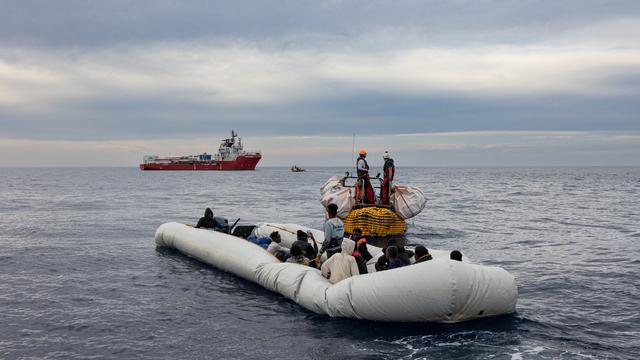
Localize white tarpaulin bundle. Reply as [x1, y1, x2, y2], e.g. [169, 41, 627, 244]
[156, 222, 517, 323]
[319, 176, 354, 218]
[320, 176, 342, 197]
[320, 187, 354, 219]
[390, 186, 428, 219]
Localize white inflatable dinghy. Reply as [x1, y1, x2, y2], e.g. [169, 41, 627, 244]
[155, 222, 517, 323]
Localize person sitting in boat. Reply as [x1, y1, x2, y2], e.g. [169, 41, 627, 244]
[355, 149, 375, 204]
[314, 203, 344, 261]
[380, 151, 395, 205]
[450, 250, 463, 261]
[320, 238, 359, 284]
[388, 239, 412, 266]
[350, 229, 371, 274]
[286, 244, 310, 265]
[293, 230, 317, 259]
[387, 246, 404, 269]
[267, 231, 289, 260]
[375, 254, 389, 272]
[414, 245, 433, 263]
[195, 208, 216, 229]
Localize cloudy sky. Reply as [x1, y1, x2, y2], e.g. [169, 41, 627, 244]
[1, 0, 639, 166]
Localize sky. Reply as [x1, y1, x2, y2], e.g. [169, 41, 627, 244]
[1, 0, 639, 166]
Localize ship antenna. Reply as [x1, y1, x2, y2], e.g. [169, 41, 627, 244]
[351, 133, 355, 170]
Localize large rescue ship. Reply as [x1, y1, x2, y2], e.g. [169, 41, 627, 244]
[140, 131, 261, 171]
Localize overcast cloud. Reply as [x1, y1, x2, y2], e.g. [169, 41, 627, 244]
[1, 1, 639, 165]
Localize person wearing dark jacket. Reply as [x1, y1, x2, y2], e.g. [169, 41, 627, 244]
[388, 239, 412, 266]
[292, 230, 317, 259]
[195, 208, 215, 229]
[351, 242, 368, 275]
[414, 245, 433, 263]
[375, 254, 389, 272]
[387, 246, 404, 269]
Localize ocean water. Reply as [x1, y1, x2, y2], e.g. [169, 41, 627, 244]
[1, 167, 638, 359]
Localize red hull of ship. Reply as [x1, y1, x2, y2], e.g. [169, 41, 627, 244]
[140, 154, 261, 171]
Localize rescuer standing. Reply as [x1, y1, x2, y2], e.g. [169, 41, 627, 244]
[355, 149, 375, 204]
[380, 151, 395, 205]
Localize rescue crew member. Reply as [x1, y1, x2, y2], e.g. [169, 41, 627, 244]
[315, 203, 345, 260]
[355, 149, 375, 204]
[380, 151, 395, 205]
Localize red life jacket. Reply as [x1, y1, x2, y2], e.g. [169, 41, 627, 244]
[383, 158, 395, 181]
[357, 156, 369, 178]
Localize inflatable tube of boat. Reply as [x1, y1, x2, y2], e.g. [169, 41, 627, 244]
[155, 222, 517, 323]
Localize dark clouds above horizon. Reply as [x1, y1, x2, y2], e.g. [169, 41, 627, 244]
[2, 0, 638, 48]
[1, 0, 639, 165]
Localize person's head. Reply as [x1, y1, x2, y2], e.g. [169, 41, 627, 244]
[270, 231, 281, 243]
[352, 228, 362, 238]
[204, 207, 213, 218]
[375, 255, 388, 271]
[274, 250, 285, 262]
[327, 203, 339, 218]
[383, 151, 391, 160]
[450, 250, 462, 261]
[296, 230, 308, 241]
[290, 244, 302, 257]
[359, 149, 367, 157]
[386, 246, 398, 260]
[341, 238, 355, 255]
[414, 245, 429, 259]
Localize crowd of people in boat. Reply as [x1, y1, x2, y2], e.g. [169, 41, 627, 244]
[195, 204, 464, 284]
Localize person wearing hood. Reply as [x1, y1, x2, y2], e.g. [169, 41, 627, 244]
[195, 208, 215, 229]
[320, 239, 359, 284]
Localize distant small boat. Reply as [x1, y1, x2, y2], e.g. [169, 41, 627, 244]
[291, 166, 306, 172]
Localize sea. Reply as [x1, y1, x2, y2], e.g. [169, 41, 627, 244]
[1, 167, 638, 359]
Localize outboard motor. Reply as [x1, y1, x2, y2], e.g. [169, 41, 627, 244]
[212, 217, 230, 233]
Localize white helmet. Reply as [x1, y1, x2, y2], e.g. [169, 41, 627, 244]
[382, 151, 391, 159]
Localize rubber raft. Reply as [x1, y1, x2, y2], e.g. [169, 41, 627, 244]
[155, 222, 518, 323]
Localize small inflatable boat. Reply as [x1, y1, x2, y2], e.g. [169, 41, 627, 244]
[155, 222, 517, 323]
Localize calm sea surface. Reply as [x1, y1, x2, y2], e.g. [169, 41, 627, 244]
[1, 167, 638, 359]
